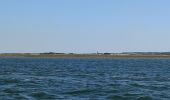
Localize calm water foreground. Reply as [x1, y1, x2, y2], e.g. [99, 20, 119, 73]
[0, 58, 170, 100]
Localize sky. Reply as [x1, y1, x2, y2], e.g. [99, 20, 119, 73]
[0, 0, 170, 53]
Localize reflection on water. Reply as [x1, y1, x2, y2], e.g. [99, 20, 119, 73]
[0, 58, 170, 99]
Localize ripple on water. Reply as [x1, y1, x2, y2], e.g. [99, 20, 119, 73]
[136, 96, 153, 100]
[123, 93, 140, 97]
[107, 95, 126, 100]
[30, 91, 56, 99]
[130, 82, 169, 92]
[3, 88, 21, 94]
[1, 78, 20, 84]
[63, 89, 96, 96]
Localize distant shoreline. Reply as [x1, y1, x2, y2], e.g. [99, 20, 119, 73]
[1, 53, 170, 58]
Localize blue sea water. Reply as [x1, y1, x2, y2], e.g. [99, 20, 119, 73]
[0, 57, 170, 100]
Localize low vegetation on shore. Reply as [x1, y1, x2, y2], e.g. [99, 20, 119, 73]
[1, 52, 170, 58]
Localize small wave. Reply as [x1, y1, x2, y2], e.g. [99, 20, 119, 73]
[136, 96, 153, 100]
[3, 88, 22, 94]
[107, 95, 126, 100]
[1, 78, 20, 84]
[63, 89, 96, 96]
[30, 91, 56, 99]
[111, 75, 150, 81]
[123, 93, 140, 97]
[130, 83, 146, 87]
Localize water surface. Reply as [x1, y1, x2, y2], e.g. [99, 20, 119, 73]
[0, 57, 170, 100]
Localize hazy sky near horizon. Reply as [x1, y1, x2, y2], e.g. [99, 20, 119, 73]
[0, 0, 170, 53]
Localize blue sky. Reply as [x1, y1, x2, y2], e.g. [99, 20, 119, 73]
[0, 0, 170, 53]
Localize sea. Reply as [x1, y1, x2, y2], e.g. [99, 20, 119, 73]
[0, 57, 170, 100]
